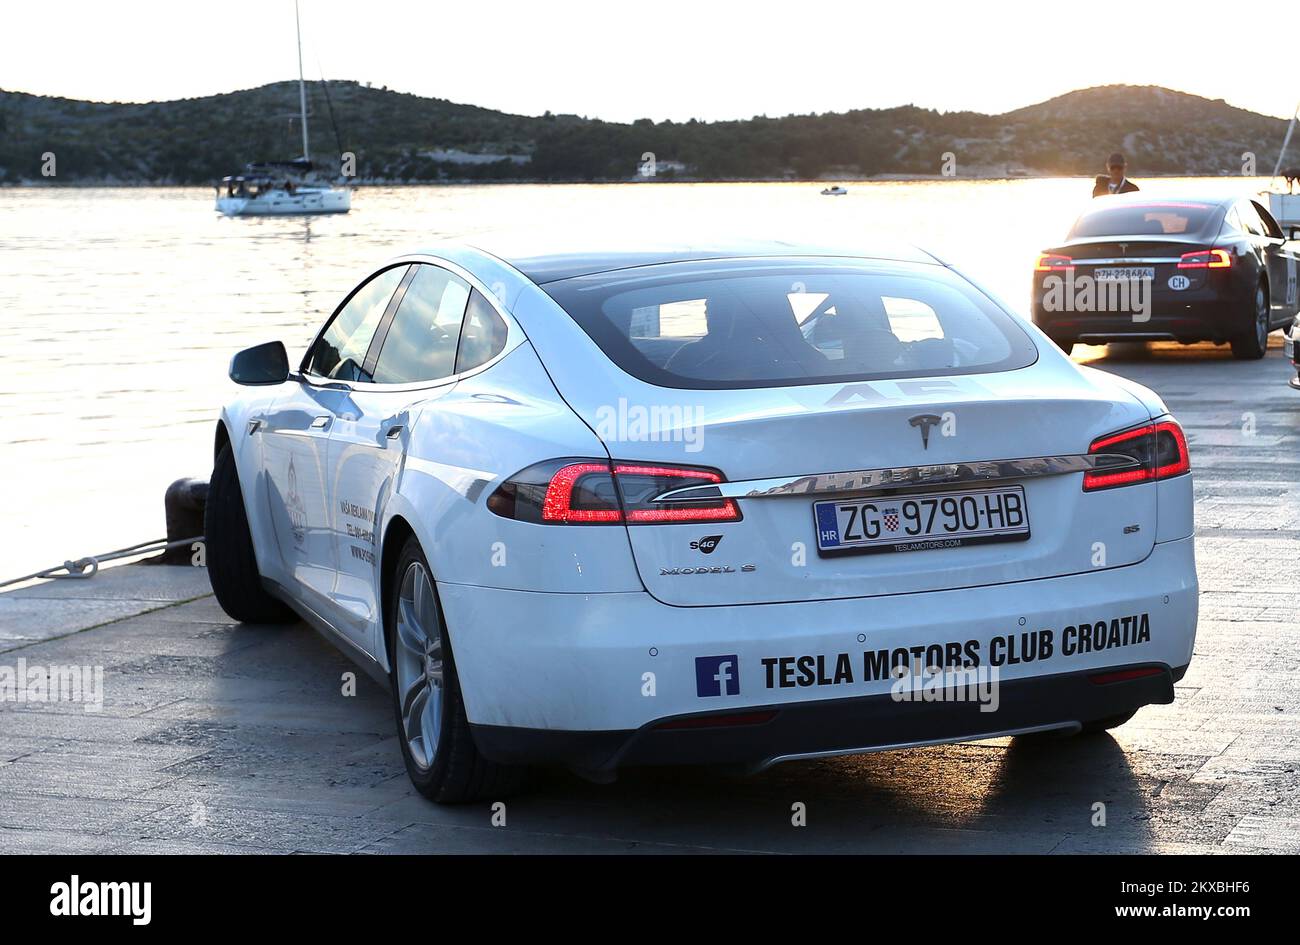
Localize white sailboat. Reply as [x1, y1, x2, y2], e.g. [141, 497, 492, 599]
[215, 1, 351, 217]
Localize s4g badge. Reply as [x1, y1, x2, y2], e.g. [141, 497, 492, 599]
[690, 535, 723, 554]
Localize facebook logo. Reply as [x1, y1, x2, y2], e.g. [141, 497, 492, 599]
[695, 655, 740, 697]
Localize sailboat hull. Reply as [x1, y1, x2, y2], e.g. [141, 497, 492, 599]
[216, 188, 351, 217]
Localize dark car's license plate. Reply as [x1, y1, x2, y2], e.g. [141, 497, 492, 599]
[813, 485, 1030, 555]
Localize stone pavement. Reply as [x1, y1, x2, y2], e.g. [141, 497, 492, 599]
[1, 340, 1296, 854]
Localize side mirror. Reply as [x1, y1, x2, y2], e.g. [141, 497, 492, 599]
[229, 341, 289, 386]
[1289, 226, 1300, 242]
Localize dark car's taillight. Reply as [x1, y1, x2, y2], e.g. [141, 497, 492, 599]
[1177, 248, 1231, 269]
[1034, 253, 1074, 271]
[488, 459, 741, 524]
[1083, 419, 1190, 491]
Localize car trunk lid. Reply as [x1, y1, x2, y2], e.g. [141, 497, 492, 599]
[567, 365, 1157, 606]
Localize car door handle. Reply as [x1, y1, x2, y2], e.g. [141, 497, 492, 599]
[310, 415, 332, 430]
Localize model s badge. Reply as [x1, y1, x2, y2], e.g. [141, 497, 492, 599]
[909, 413, 943, 450]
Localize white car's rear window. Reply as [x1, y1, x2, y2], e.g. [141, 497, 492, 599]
[542, 259, 1036, 389]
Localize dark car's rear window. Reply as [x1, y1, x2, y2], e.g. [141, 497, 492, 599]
[1069, 201, 1220, 238]
[541, 258, 1037, 390]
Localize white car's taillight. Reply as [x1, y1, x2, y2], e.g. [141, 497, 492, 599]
[488, 459, 742, 524]
[1083, 418, 1190, 491]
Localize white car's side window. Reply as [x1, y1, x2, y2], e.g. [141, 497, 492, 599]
[371, 265, 471, 385]
[304, 265, 408, 382]
[368, 264, 510, 385]
[455, 289, 509, 374]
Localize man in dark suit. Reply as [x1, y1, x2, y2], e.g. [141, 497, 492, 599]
[1092, 152, 1140, 198]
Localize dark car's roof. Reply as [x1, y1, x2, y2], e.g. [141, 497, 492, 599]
[465, 232, 939, 284]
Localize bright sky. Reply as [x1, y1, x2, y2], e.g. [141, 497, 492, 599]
[3, 0, 1297, 122]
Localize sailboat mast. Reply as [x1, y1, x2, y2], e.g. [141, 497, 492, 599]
[1272, 101, 1299, 179]
[296, 0, 309, 163]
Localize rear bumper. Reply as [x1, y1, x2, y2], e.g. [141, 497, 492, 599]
[1033, 295, 1239, 342]
[438, 536, 1197, 773]
[472, 663, 1184, 772]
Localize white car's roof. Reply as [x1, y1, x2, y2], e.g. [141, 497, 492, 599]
[419, 230, 940, 285]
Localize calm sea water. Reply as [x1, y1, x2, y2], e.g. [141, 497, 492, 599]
[0, 177, 1271, 579]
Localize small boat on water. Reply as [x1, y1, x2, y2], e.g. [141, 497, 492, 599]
[217, 161, 350, 216]
[215, 1, 350, 217]
[820, 185, 848, 196]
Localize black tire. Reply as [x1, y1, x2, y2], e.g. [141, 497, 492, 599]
[387, 536, 524, 803]
[206, 442, 296, 624]
[1230, 282, 1270, 360]
[1079, 710, 1136, 735]
[1045, 332, 1077, 355]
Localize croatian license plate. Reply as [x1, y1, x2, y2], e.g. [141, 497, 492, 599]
[1096, 267, 1154, 281]
[813, 486, 1030, 555]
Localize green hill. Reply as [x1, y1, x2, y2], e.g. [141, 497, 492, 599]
[0, 81, 1289, 184]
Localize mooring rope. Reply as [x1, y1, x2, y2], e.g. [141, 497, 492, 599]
[0, 536, 204, 590]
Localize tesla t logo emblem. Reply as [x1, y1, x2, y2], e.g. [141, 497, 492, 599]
[1118, 243, 1128, 255]
[909, 414, 943, 450]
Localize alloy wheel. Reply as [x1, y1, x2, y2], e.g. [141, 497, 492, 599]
[1255, 286, 1269, 350]
[394, 561, 444, 771]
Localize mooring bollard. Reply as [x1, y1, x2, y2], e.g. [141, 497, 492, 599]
[160, 477, 209, 564]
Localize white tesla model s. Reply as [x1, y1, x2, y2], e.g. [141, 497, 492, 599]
[207, 235, 1198, 802]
